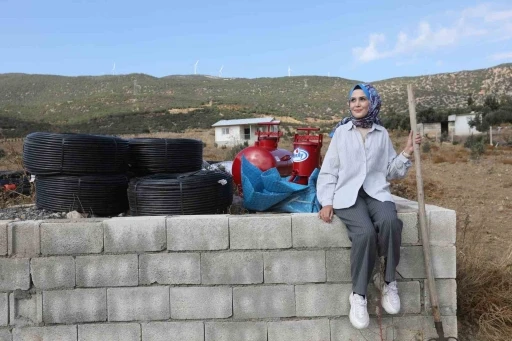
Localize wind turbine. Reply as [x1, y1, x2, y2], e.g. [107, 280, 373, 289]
[112, 62, 116, 75]
[218, 65, 224, 77]
[194, 60, 199, 75]
[288, 66, 292, 77]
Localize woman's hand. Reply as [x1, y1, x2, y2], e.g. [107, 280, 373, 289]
[404, 130, 422, 155]
[318, 205, 334, 223]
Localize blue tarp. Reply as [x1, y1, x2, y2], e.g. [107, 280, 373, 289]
[241, 156, 321, 213]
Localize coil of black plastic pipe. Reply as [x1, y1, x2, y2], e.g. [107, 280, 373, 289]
[23, 132, 129, 175]
[35, 174, 129, 216]
[128, 170, 233, 216]
[128, 138, 203, 175]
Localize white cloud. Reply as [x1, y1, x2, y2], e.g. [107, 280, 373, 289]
[352, 3, 512, 63]
[489, 52, 512, 60]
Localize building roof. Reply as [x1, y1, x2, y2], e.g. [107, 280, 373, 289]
[211, 117, 275, 127]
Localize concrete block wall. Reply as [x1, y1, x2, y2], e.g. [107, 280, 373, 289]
[0, 197, 457, 341]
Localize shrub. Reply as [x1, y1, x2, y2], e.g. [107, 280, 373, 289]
[227, 143, 246, 160]
[0, 148, 5, 159]
[422, 140, 431, 153]
[464, 135, 486, 159]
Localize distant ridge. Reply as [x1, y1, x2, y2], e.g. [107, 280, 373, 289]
[1, 64, 511, 137]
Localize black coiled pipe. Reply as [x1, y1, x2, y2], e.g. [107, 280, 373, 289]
[128, 170, 233, 216]
[24, 132, 129, 175]
[128, 138, 203, 175]
[35, 174, 129, 216]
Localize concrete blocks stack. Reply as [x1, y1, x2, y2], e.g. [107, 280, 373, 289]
[0, 197, 457, 340]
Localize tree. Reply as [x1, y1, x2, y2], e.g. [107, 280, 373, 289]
[467, 94, 474, 108]
[468, 95, 512, 132]
[484, 95, 500, 111]
[417, 107, 445, 123]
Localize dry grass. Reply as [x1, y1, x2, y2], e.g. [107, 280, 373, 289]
[457, 231, 512, 341]
[432, 154, 447, 164]
[0, 142, 34, 209]
[0, 140, 24, 171]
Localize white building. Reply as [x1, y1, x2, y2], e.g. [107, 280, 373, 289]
[447, 113, 482, 136]
[211, 117, 279, 147]
[418, 113, 482, 139]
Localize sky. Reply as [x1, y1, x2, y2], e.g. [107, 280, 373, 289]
[1, 0, 512, 81]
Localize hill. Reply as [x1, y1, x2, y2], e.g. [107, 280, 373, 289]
[1, 64, 511, 137]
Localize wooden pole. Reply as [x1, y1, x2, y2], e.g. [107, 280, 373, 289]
[407, 84, 446, 338]
[490, 126, 493, 146]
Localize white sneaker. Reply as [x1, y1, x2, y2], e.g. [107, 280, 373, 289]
[373, 273, 400, 314]
[349, 293, 370, 329]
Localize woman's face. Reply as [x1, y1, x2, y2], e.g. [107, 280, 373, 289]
[349, 89, 369, 119]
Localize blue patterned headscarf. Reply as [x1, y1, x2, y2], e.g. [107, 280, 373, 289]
[329, 83, 382, 137]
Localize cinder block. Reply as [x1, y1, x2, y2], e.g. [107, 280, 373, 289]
[31, 257, 75, 289]
[107, 287, 170, 321]
[0, 328, 10, 341]
[296, 284, 352, 316]
[170, 287, 231, 319]
[78, 323, 140, 341]
[399, 212, 419, 244]
[229, 215, 292, 249]
[12, 326, 77, 341]
[393, 315, 458, 340]
[0, 294, 7, 326]
[0, 221, 8, 256]
[367, 281, 421, 315]
[0, 258, 30, 290]
[264, 251, 326, 283]
[428, 209, 456, 245]
[201, 252, 262, 284]
[291, 214, 350, 247]
[397, 246, 456, 279]
[167, 215, 228, 251]
[267, 320, 330, 341]
[425, 279, 457, 316]
[9, 292, 43, 326]
[76, 254, 138, 287]
[205, 322, 266, 341]
[326, 250, 351, 282]
[331, 317, 394, 341]
[233, 285, 294, 319]
[142, 322, 204, 341]
[43, 288, 106, 324]
[40, 222, 103, 255]
[7, 221, 41, 257]
[104, 217, 166, 253]
[139, 253, 200, 285]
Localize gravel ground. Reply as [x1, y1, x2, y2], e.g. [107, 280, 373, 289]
[0, 204, 130, 221]
[0, 195, 245, 221]
[0, 204, 69, 220]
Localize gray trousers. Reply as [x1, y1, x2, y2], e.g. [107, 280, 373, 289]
[334, 188, 403, 296]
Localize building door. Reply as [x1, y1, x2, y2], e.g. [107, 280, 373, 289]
[244, 127, 251, 140]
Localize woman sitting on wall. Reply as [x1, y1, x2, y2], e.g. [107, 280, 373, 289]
[316, 83, 421, 329]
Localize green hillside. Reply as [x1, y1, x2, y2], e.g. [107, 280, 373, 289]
[1, 64, 511, 137]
